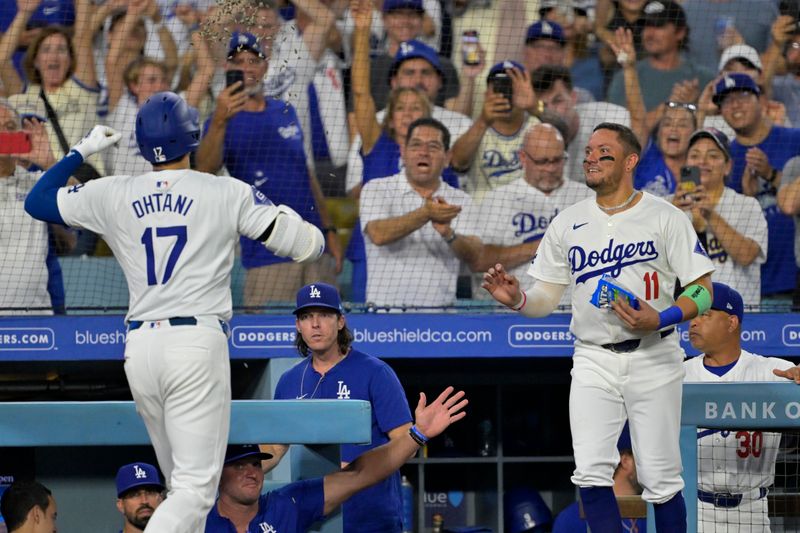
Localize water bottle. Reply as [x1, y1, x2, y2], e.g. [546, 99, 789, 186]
[432, 513, 444, 533]
[401, 475, 414, 533]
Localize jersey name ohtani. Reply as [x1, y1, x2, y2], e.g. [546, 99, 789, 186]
[131, 193, 195, 219]
[569, 239, 659, 283]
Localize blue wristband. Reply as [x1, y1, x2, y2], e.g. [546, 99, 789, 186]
[409, 425, 429, 446]
[657, 305, 683, 330]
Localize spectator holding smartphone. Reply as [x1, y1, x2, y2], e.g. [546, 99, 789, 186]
[672, 128, 767, 306]
[196, 32, 342, 307]
[450, 60, 542, 202]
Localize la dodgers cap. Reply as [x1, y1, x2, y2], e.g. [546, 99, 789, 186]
[382, 0, 424, 14]
[525, 20, 565, 46]
[224, 444, 273, 464]
[710, 282, 744, 323]
[293, 282, 344, 315]
[688, 127, 731, 161]
[642, 0, 686, 28]
[115, 463, 165, 498]
[390, 39, 444, 79]
[227, 32, 266, 60]
[712, 72, 761, 106]
[718, 44, 763, 73]
[487, 60, 526, 83]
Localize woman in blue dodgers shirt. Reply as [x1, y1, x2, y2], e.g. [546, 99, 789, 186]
[633, 101, 697, 197]
[346, 0, 459, 302]
[264, 282, 413, 532]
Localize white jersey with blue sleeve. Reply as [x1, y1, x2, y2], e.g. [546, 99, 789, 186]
[56, 169, 280, 322]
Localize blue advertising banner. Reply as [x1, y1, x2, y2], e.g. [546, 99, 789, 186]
[0, 313, 793, 361]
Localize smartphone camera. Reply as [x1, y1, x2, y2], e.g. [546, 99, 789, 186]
[680, 166, 701, 200]
[491, 74, 514, 104]
[225, 69, 245, 94]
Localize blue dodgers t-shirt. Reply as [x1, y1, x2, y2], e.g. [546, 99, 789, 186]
[275, 349, 412, 532]
[634, 141, 676, 197]
[204, 98, 322, 268]
[205, 478, 324, 533]
[728, 126, 800, 295]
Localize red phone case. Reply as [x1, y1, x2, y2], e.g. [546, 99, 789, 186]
[0, 131, 32, 154]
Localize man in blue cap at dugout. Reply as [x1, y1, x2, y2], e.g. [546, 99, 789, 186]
[259, 282, 414, 532]
[115, 462, 165, 533]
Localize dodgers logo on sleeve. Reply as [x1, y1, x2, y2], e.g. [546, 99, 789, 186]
[67, 183, 85, 194]
[251, 186, 274, 206]
[694, 239, 709, 257]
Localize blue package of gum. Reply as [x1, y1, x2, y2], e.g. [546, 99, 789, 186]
[591, 276, 640, 310]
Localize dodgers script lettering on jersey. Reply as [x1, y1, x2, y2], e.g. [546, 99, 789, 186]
[513, 209, 559, 243]
[569, 238, 659, 284]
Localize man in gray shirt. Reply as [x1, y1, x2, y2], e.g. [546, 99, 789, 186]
[682, 0, 778, 74]
[606, 0, 714, 113]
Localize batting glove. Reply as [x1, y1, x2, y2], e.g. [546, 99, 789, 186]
[71, 125, 122, 160]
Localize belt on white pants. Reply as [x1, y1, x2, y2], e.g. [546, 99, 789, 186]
[127, 316, 230, 336]
[697, 487, 768, 508]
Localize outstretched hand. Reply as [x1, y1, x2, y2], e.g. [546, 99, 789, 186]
[482, 263, 522, 308]
[71, 125, 122, 160]
[773, 366, 800, 384]
[413, 387, 468, 440]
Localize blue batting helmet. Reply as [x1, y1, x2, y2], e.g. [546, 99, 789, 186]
[504, 487, 552, 532]
[135, 91, 200, 165]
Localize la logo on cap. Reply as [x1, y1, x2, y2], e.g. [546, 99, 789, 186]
[541, 21, 553, 34]
[238, 34, 249, 45]
[725, 76, 736, 88]
[134, 465, 148, 479]
[400, 41, 415, 55]
[645, 1, 665, 14]
[309, 285, 321, 299]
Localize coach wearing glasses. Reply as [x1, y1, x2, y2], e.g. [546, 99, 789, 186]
[463, 123, 591, 302]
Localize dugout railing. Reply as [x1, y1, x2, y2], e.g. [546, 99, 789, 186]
[0, 399, 371, 533]
[677, 382, 800, 533]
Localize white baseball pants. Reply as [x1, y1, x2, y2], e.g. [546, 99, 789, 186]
[124, 320, 231, 533]
[570, 334, 685, 504]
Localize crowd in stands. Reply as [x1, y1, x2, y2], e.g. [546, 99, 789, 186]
[2, 0, 800, 312]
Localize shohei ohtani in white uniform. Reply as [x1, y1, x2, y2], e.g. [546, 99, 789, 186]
[484, 123, 714, 533]
[23, 92, 324, 533]
[685, 282, 800, 532]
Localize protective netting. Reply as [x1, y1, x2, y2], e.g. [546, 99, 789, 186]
[1, 0, 799, 314]
[696, 427, 800, 532]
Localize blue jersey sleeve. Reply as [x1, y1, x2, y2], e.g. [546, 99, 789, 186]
[274, 478, 325, 531]
[274, 362, 304, 400]
[370, 364, 412, 434]
[25, 151, 84, 224]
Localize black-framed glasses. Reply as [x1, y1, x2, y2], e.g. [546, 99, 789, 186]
[523, 150, 568, 166]
[666, 101, 697, 113]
